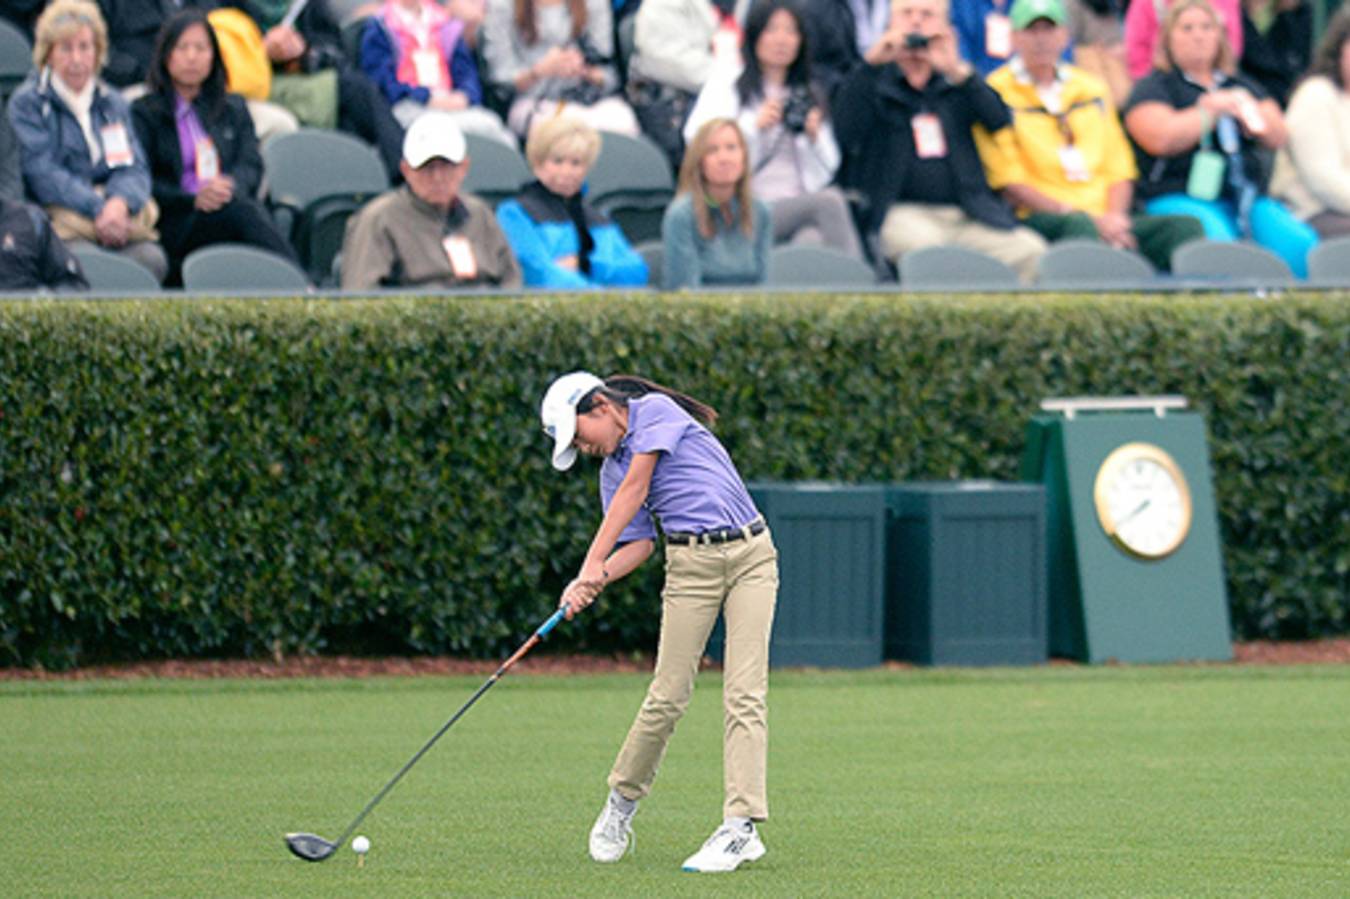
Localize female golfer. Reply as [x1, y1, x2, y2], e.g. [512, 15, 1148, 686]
[540, 371, 778, 873]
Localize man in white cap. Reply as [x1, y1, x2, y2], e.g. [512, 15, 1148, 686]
[340, 112, 522, 290]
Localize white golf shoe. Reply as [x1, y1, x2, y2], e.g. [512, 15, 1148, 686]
[680, 820, 766, 873]
[588, 793, 637, 862]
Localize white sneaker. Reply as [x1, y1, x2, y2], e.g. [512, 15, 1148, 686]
[680, 821, 766, 873]
[588, 793, 636, 863]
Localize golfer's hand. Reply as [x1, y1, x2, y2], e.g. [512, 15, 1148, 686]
[559, 576, 604, 619]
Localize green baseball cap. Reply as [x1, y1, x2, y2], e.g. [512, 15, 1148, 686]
[1010, 0, 1068, 29]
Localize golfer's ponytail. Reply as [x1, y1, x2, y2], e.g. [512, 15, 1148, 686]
[598, 374, 719, 427]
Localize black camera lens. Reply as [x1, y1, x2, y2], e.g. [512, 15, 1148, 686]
[904, 32, 930, 50]
[781, 87, 814, 134]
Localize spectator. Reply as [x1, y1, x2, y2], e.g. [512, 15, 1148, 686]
[624, 0, 745, 167]
[1125, 0, 1242, 81]
[480, 0, 640, 139]
[1066, 0, 1131, 106]
[235, 0, 406, 178]
[0, 111, 21, 202]
[8, 0, 168, 282]
[0, 198, 89, 290]
[1238, 0, 1310, 107]
[131, 9, 299, 285]
[951, 0, 1073, 76]
[834, 0, 1047, 282]
[340, 111, 523, 289]
[802, 0, 891, 99]
[684, 0, 863, 259]
[496, 116, 648, 286]
[1123, 0, 1316, 275]
[977, 0, 1202, 269]
[661, 117, 771, 288]
[1269, 6, 1350, 238]
[359, 0, 516, 145]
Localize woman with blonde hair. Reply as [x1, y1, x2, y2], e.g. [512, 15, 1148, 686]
[495, 115, 648, 287]
[1122, 0, 1317, 275]
[7, 0, 168, 282]
[660, 118, 770, 289]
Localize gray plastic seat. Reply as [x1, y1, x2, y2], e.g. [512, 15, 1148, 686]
[587, 132, 675, 244]
[767, 245, 876, 287]
[1170, 239, 1294, 286]
[635, 240, 663, 286]
[1306, 234, 1350, 285]
[182, 244, 312, 291]
[461, 133, 531, 208]
[0, 19, 31, 103]
[1034, 239, 1156, 288]
[261, 128, 388, 282]
[899, 245, 1020, 289]
[70, 245, 161, 293]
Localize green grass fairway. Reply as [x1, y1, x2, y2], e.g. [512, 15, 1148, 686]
[3, 665, 1348, 897]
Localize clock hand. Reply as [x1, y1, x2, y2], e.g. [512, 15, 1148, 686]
[1117, 498, 1151, 527]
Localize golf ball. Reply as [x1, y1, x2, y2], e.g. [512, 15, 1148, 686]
[352, 836, 370, 854]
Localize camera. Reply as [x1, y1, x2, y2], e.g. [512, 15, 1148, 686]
[781, 86, 816, 134]
[903, 32, 931, 50]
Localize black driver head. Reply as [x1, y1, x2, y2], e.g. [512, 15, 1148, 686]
[285, 832, 338, 862]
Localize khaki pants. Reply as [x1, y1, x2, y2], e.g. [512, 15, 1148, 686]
[880, 203, 1048, 283]
[608, 527, 778, 820]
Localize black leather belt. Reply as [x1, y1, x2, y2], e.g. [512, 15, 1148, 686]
[665, 519, 766, 546]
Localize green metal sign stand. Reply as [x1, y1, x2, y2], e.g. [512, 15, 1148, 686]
[1021, 397, 1232, 663]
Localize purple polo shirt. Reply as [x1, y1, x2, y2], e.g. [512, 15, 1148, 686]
[599, 394, 760, 544]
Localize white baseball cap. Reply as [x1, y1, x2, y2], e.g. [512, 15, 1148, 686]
[540, 371, 605, 471]
[402, 112, 467, 168]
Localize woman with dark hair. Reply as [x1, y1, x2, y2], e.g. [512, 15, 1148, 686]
[480, 0, 639, 138]
[131, 8, 299, 285]
[1269, 6, 1350, 238]
[684, 0, 861, 258]
[540, 371, 778, 873]
[661, 117, 771, 288]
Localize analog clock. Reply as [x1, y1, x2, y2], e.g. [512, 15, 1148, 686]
[1092, 442, 1193, 560]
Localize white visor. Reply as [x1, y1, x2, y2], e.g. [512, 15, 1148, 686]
[540, 371, 604, 470]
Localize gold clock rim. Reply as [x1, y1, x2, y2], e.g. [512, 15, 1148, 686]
[1092, 441, 1194, 560]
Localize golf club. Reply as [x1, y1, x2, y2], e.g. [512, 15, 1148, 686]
[285, 605, 569, 862]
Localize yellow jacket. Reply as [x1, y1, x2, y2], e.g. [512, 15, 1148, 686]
[976, 61, 1137, 218]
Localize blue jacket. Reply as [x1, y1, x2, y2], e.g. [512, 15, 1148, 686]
[7, 70, 153, 218]
[496, 182, 647, 288]
[359, 15, 483, 107]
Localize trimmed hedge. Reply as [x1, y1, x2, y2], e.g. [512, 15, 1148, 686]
[1, 292, 1346, 668]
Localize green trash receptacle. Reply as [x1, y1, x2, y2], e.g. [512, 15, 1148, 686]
[885, 482, 1047, 666]
[707, 482, 890, 668]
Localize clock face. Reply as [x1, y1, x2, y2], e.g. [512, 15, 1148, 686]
[1093, 443, 1193, 560]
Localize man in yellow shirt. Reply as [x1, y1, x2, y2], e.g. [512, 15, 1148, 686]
[975, 0, 1202, 270]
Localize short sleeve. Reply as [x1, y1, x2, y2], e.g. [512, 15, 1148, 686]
[1122, 72, 1174, 116]
[627, 395, 692, 456]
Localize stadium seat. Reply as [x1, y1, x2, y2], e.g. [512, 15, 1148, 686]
[635, 240, 663, 286]
[1034, 239, 1156, 288]
[586, 132, 675, 244]
[461, 133, 531, 208]
[261, 129, 389, 286]
[70, 245, 161, 293]
[899, 245, 1020, 290]
[767, 245, 876, 288]
[0, 18, 33, 104]
[1306, 235, 1350, 285]
[1170, 239, 1295, 286]
[182, 244, 312, 291]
